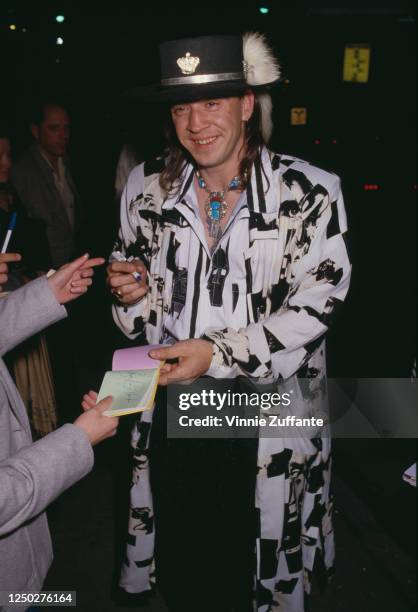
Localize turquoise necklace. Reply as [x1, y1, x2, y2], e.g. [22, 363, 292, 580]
[196, 170, 243, 242]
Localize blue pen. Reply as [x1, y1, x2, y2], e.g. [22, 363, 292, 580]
[1, 212, 17, 254]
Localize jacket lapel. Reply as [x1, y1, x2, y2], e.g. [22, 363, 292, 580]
[247, 148, 282, 241]
[162, 165, 213, 257]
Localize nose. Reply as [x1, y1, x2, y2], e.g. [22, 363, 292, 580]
[187, 106, 207, 133]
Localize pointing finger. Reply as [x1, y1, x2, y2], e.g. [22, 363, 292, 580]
[80, 257, 106, 270]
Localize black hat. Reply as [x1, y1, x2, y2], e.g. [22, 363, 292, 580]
[127, 33, 281, 103]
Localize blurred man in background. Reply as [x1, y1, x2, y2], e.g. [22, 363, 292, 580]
[11, 101, 85, 270]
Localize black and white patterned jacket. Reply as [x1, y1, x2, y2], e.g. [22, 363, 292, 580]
[115, 147, 351, 609]
[112, 146, 351, 383]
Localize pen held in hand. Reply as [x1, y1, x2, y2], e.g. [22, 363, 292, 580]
[126, 256, 142, 283]
[1, 211, 17, 254]
[109, 250, 142, 283]
[131, 269, 142, 283]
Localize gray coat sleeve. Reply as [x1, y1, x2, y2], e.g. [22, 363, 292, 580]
[0, 275, 66, 357]
[0, 424, 94, 536]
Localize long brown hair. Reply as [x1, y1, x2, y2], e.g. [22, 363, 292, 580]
[159, 96, 266, 196]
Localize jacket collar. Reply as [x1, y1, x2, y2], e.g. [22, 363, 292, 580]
[161, 163, 194, 212]
[246, 147, 279, 215]
[162, 146, 279, 216]
[27, 143, 81, 207]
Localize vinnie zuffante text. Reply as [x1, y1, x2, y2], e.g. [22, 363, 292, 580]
[177, 390, 324, 429]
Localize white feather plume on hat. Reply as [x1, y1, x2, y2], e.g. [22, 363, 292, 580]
[243, 32, 281, 142]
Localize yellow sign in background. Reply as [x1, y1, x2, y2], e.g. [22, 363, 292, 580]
[343, 44, 371, 83]
[291, 107, 307, 125]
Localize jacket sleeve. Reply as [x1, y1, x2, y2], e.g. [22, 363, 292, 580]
[0, 276, 66, 357]
[203, 177, 351, 380]
[0, 424, 93, 536]
[111, 164, 151, 339]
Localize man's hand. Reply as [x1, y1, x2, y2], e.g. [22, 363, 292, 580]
[149, 339, 213, 385]
[0, 252, 21, 291]
[47, 253, 105, 305]
[74, 394, 119, 446]
[107, 260, 148, 306]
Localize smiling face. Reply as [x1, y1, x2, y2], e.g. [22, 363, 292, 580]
[170, 92, 255, 173]
[0, 138, 12, 184]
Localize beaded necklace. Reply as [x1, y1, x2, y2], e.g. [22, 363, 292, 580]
[196, 170, 243, 243]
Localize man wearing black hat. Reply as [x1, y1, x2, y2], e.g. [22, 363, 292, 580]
[107, 33, 351, 612]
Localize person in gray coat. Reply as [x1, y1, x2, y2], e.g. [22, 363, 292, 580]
[0, 252, 119, 609]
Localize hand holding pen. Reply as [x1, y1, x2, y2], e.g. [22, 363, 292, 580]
[1, 212, 17, 254]
[0, 212, 20, 291]
[106, 251, 148, 305]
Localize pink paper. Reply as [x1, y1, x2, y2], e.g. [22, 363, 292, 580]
[112, 344, 166, 371]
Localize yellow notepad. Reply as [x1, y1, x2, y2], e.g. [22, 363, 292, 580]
[98, 368, 160, 416]
[97, 345, 165, 416]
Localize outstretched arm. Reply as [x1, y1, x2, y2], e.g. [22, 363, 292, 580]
[0, 253, 104, 356]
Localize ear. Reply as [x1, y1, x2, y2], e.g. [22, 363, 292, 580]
[31, 124, 39, 141]
[241, 90, 255, 122]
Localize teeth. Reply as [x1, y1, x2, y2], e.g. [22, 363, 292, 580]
[195, 137, 216, 145]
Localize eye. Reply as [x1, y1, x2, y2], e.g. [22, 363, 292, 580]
[206, 100, 219, 109]
[172, 105, 187, 117]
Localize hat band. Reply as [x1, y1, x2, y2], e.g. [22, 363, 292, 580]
[160, 71, 245, 86]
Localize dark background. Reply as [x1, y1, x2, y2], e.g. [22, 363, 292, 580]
[1, 0, 416, 377]
[1, 2, 416, 608]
